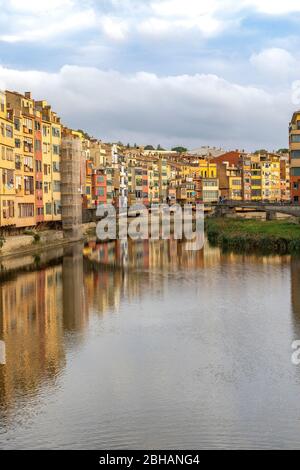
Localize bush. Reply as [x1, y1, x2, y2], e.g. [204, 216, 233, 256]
[0, 236, 5, 249]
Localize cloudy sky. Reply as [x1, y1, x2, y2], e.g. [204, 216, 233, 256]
[0, 0, 300, 150]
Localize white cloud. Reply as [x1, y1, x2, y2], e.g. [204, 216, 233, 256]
[100, 16, 129, 41]
[0, 0, 95, 43]
[9, 0, 74, 13]
[0, 10, 96, 43]
[244, 0, 300, 15]
[0, 64, 291, 150]
[250, 48, 298, 80]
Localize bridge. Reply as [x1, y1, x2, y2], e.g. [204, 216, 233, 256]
[212, 201, 300, 219]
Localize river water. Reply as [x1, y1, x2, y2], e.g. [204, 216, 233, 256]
[0, 239, 300, 449]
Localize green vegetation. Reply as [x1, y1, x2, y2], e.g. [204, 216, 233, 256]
[145, 145, 155, 150]
[206, 217, 300, 254]
[172, 146, 188, 153]
[254, 149, 268, 155]
[0, 236, 5, 249]
[77, 129, 92, 140]
[24, 229, 40, 243]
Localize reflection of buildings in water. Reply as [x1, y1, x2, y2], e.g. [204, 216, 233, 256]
[0, 266, 65, 411]
[0, 341, 5, 365]
[62, 244, 88, 332]
[291, 258, 300, 335]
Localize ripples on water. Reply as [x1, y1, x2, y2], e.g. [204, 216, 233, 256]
[0, 239, 300, 449]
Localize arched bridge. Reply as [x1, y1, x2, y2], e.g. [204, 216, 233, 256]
[213, 201, 300, 219]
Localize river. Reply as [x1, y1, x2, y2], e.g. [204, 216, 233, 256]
[0, 239, 300, 449]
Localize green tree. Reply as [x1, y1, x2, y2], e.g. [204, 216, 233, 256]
[144, 145, 155, 150]
[172, 146, 188, 153]
[157, 144, 165, 151]
[277, 148, 289, 154]
[254, 149, 268, 155]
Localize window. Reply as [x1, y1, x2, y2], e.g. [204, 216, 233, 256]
[24, 138, 33, 153]
[291, 167, 300, 177]
[7, 148, 13, 161]
[53, 145, 60, 155]
[86, 186, 91, 195]
[203, 180, 218, 187]
[24, 176, 34, 194]
[2, 169, 14, 189]
[15, 138, 21, 149]
[35, 121, 41, 131]
[15, 175, 22, 193]
[53, 181, 60, 192]
[35, 160, 42, 172]
[15, 154, 22, 170]
[2, 200, 14, 219]
[36, 207, 44, 216]
[18, 203, 34, 218]
[14, 118, 20, 131]
[97, 175, 105, 184]
[42, 125, 48, 137]
[54, 201, 61, 215]
[45, 203, 52, 215]
[6, 125, 13, 138]
[44, 164, 51, 176]
[24, 156, 33, 172]
[44, 182, 49, 193]
[96, 188, 105, 197]
[1, 123, 4, 136]
[53, 161, 60, 172]
[0, 94, 4, 113]
[23, 118, 33, 133]
[52, 127, 60, 138]
[35, 140, 41, 152]
[291, 150, 300, 159]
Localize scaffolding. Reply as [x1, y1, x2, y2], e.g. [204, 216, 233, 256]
[61, 133, 83, 239]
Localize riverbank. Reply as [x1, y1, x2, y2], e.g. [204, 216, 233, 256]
[206, 217, 300, 254]
[0, 224, 95, 261]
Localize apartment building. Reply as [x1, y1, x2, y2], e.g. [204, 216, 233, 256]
[280, 156, 290, 202]
[6, 91, 36, 227]
[289, 112, 300, 203]
[92, 169, 107, 206]
[0, 91, 15, 227]
[35, 99, 62, 222]
[251, 156, 262, 201]
[260, 153, 281, 202]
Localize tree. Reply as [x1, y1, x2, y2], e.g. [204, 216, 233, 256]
[157, 144, 165, 151]
[144, 145, 155, 150]
[254, 149, 268, 155]
[172, 146, 188, 153]
[277, 148, 289, 154]
[77, 129, 91, 140]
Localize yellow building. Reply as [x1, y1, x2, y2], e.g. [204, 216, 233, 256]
[258, 153, 281, 202]
[249, 155, 261, 201]
[36, 100, 62, 222]
[0, 91, 15, 228]
[6, 91, 36, 228]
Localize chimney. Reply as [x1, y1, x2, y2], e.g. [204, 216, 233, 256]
[25, 92, 32, 99]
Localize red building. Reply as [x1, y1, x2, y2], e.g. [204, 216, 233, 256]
[92, 170, 107, 206]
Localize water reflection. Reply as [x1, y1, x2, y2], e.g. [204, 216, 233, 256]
[0, 239, 299, 449]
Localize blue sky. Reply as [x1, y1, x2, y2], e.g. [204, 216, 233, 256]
[0, 0, 300, 150]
